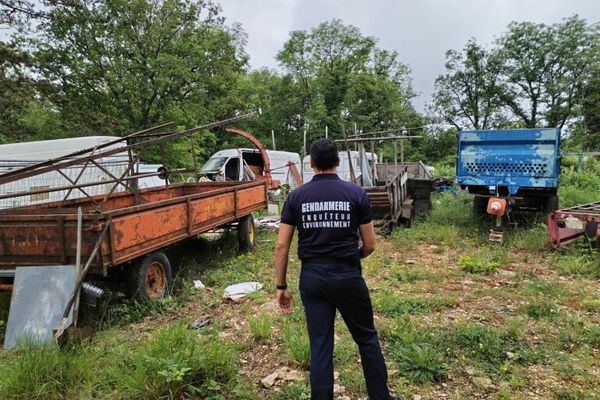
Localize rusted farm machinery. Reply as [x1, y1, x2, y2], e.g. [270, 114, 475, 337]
[0, 112, 268, 346]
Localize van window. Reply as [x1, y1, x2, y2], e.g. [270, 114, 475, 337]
[224, 158, 240, 180]
[201, 156, 228, 172]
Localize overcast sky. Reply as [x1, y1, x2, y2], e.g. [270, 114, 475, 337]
[217, 0, 600, 112]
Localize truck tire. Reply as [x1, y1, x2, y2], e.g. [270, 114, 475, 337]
[473, 196, 488, 215]
[544, 195, 559, 213]
[238, 214, 256, 252]
[128, 252, 173, 301]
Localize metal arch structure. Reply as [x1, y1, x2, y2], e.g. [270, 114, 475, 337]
[0, 112, 258, 210]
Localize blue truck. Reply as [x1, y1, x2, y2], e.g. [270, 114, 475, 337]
[456, 128, 561, 214]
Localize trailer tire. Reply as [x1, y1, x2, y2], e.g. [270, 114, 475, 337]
[238, 214, 256, 252]
[128, 252, 173, 301]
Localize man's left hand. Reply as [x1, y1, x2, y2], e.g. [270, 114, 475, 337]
[277, 289, 293, 314]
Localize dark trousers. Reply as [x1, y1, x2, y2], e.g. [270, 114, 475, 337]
[299, 262, 392, 400]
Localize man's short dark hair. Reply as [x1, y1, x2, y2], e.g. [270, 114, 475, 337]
[310, 139, 339, 170]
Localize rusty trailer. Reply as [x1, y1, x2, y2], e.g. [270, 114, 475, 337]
[0, 180, 267, 299]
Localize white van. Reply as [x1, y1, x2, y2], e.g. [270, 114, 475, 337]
[199, 148, 302, 188]
[302, 151, 378, 186]
[0, 136, 164, 209]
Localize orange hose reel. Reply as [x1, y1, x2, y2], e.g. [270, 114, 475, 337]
[487, 197, 507, 217]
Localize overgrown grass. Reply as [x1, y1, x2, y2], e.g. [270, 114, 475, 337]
[554, 251, 600, 279]
[281, 312, 311, 369]
[372, 292, 457, 317]
[0, 324, 242, 400]
[248, 314, 272, 342]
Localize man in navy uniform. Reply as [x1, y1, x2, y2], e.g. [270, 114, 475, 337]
[274, 139, 402, 400]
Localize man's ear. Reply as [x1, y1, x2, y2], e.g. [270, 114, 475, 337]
[310, 157, 315, 169]
[335, 157, 340, 167]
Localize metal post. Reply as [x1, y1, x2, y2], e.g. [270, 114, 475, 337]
[393, 140, 398, 169]
[302, 128, 307, 176]
[400, 129, 405, 166]
[271, 130, 276, 150]
[370, 141, 376, 183]
[325, 125, 328, 139]
[73, 207, 83, 326]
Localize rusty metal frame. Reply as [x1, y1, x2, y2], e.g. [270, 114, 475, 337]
[0, 112, 257, 209]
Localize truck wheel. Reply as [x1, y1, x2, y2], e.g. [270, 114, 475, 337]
[473, 196, 487, 215]
[128, 252, 173, 301]
[238, 214, 256, 252]
[544, 195, 559, 213]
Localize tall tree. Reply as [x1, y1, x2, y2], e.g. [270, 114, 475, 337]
[29, 0, 247, 135]
[0, 41, 35, 141]
[276, 19, 415, 140]
[431, 39, 503, 130]
[496, 16, 598, 128]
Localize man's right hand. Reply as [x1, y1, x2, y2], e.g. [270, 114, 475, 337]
[277, 289, 293, 314]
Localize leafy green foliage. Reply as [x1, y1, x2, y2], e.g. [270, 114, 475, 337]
[459, 255, 499, 274]
[433, 15, 599, 130]
[19, 0, 245, 138]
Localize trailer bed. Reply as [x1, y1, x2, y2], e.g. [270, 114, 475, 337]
[0, 181, 267, 275]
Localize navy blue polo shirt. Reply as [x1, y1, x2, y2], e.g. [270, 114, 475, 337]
[280, 173, 373, 264]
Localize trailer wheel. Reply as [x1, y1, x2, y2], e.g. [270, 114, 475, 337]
[128, 252, 173, 301]
[238, 214, 256, 252]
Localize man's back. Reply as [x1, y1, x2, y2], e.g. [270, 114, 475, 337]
[280, 173, 372, 264]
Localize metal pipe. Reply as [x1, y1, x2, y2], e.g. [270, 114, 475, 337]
[334, 136, 421, 143]
[0, 122, 175, 183]
[0, 169, 166, 201]
[0, 112, 257, 186]
[55, 220, 111, 340]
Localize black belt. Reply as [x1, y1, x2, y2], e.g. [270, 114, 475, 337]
[301, 256, 360, 267]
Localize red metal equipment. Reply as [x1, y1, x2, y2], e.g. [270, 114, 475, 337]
[548, 201, 600, 248]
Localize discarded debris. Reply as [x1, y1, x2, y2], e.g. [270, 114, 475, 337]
[189, 318, 211, 330]
[255, 216, 281, 230]
[193, 279, 205, 289]
[223, 282, 263, 301]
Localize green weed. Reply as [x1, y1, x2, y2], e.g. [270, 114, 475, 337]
[521, 301, 558, 319]
[248, 314, 272, 342]
[102, 324, 238, 399]
[555, 251, 600, 279]
[272, 383, 311, 400]
[523, 279, 567, 297]
[0, 344, 95, 400]
[459, 255, 499, 274]
[282, 322, 311, 369]
[509, 223, 550, 252]
[373, 292, 457, 317]
[391, 343, 447, 384]
[581, 298, 600, 313]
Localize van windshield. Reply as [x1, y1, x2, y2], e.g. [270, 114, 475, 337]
[201, 156, 228, 172]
